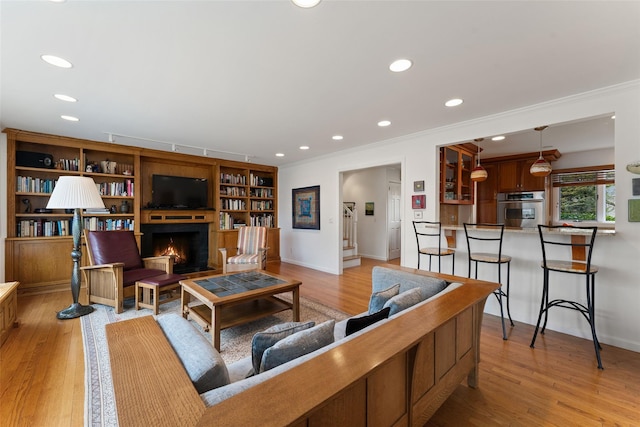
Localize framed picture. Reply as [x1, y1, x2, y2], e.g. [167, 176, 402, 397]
[292, 185, 320, 229]
[413, 180, 425, 192]
[412, 194, 426, 209]
[629, 199, 640, 222]
[365, 202, 374, 216]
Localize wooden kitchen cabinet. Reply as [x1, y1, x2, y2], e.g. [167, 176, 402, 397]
[476, 163, 498, 223]
[440, 145, 475, 205]
[497, 159, 545, 192]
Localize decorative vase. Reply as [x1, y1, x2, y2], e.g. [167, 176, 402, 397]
[120, 200, 130, 214]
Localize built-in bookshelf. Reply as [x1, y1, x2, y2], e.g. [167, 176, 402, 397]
[4, 129, 280, 293]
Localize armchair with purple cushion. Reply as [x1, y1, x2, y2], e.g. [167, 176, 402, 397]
[81, 230, 175, 313]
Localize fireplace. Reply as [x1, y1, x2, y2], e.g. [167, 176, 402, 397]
[140, 223, 209, 274]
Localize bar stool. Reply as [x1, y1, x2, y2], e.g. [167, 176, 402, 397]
[464, 223, 513, 340]
[412, 221, 455, 274]
[530, 225, 602, 369]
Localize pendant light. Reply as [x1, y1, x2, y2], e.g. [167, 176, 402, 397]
[470, 138, 488, 182]
[530, 126, 552, 177]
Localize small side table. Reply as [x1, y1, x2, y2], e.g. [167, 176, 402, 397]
[0, 281, 20, 347]
[135, 274, 184, 315]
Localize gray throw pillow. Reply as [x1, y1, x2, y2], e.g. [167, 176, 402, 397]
[383, 287, 423, 316]
[251, 321, 315, 375]
[368, 283, 400, 314]
[157, 313, 230, 393]
[260, 320, 335, 373]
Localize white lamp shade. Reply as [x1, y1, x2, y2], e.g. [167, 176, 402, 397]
[46, 176, 105, 209]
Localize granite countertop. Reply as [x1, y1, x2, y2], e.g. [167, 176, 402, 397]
[441, 225, 616, 236]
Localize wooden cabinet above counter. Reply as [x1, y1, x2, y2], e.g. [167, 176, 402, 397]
[440, 144, 476, 205]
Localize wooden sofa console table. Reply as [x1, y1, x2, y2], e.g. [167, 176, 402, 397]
[106, 267, 498, 426]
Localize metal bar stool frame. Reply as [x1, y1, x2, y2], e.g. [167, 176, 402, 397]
[412, 220, 455, 274]
[463, 223, 513, 340]
[530, 224, 602, 369]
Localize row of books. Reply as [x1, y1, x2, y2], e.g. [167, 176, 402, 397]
[219, 212, 243, 230]
[220, 186, 246, 196]
[17, 219, 70, 237]
[220, 199, 246, 211]
[250, 200, 273, 210]
[84, 217, 134, 231]
[96, 179, 134, 197]
[16, 176, 56, 194]
[59, 158, 80, 171]
[250, 214, 274, 227]
[220, 173, 246, 185]
[251, 188, 273, 198]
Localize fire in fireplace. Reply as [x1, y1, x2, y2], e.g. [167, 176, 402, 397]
[140, 223, 209, 274]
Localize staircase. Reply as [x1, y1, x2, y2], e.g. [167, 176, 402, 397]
[343, 203, 361, 268]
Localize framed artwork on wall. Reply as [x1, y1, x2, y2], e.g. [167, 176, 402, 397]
[412, 194, 426, 209]
[292, 185, 320, 229]
[365, 202, 374, 216]
[629, 199, 640, 222]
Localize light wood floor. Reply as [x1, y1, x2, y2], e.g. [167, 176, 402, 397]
[1, 258, 639, 426]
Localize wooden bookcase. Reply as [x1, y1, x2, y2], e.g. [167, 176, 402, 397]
[213, 160, 280, 266]
[4, 129, 280, 293]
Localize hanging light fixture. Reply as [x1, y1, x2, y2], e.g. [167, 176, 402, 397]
[530, 126, 552, 177]
[470, 138, 488, 182]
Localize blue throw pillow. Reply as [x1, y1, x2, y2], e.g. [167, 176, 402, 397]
[251, 321, 315, 375]
[260, 320, 335, 373]
[383, 287, 423, 316]
[368, 283, 400, 314]
[345, 307, 391, 336]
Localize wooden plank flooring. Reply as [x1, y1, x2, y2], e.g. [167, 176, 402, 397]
[1, 258, 638, 426]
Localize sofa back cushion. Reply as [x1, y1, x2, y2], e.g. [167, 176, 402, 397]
[157, 314, 230, 393]
[372, 266, 447, 300]
[86, 230, 143, 270]
[368, 283, 400, 314]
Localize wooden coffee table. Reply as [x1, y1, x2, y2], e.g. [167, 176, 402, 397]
[180, 270, 301, 351]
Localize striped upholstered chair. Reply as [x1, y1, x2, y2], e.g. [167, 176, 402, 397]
[219, 226, 268, 273]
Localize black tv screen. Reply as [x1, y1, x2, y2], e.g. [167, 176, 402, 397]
[152, 175, 209, 209]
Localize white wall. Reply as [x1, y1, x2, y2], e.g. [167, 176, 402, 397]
[279, 81, 640, 352]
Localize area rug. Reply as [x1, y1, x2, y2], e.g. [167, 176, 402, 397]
[80, 295, 349, 427]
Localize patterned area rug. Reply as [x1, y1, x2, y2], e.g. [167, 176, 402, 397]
[80, 295, 348, 427]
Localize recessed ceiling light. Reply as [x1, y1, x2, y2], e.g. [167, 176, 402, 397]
[54, 94, 77, 102]
[41, 55, 73, 68]
[377, 120, 391, 127]
[299, 146, 309, 150]
[445, 98, 463, 107]
[389, 59, 412, 72]
[275, 153, 285, 157]
[611, 115, 616, 119]
[492, 136, 505, 141]
[332, 135, 344, 141]
[291, 0, 321, 8]
[61, 115, 79, 122]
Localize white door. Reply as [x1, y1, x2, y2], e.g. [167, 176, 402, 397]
[388, 182, 401, 259]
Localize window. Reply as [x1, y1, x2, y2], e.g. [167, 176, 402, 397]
[552, 166, 615, 224]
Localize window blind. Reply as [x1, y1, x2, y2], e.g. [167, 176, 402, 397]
[551, 169, 615, 187]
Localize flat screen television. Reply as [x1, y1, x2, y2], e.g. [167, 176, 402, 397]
[151, 174, 210, 209]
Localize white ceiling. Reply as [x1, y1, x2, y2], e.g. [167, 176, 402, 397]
[1, 1, 639, 166]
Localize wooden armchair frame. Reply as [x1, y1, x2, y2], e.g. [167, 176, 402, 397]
[81, 231, 174, 313]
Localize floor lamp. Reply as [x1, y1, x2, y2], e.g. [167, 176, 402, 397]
[47, 176, 105, 319]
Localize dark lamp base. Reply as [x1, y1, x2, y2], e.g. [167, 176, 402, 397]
[57, 303, 94, 320]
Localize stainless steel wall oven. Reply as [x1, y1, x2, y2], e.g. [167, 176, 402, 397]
[497, 191, 545, 228]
